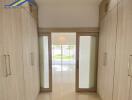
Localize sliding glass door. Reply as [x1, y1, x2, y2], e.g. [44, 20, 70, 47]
[76, 33, 98, 92]
[39, 33, 52, 92]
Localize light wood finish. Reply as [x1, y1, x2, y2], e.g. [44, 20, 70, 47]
[39, 28, 99, 33]
[98, 0, 132, 100]
[97, 16, 107, 99]
[98, 4, 118, 100]
[112, 0, 132, 100]
[0, 2, 39, 100]
[30, 12, 40, 98]
[21, 8, 40, 100]
[0, 4, 7, 100]
[2, 8, 25, 100]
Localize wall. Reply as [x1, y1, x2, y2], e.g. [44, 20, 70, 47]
[52, 33, 76, 45]
[37, 0, 100, 28]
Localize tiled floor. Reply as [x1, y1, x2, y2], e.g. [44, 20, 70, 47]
[37, 65, 100, 100]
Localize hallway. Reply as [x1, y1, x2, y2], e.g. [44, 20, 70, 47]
[37, 65, 100, 100]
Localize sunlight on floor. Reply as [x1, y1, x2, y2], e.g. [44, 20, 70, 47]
[37, 65, 100, 100]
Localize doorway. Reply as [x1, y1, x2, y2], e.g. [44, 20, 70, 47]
[52, 33, 76, 93]
[39, 32, 98, 93]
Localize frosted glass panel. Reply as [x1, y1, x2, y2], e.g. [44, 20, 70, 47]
[43, 37, 49, 88]
[39, 36, 49, 88]
[79, 36, 97, 89]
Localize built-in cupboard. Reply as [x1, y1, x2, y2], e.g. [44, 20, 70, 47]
[98, 0, 132, 100]
[0, 2, 39, 100]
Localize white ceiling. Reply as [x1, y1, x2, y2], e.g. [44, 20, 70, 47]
[36, 0, 102, 28]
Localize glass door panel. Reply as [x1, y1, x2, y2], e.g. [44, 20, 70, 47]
[76, 33, 98, 92]
[39, 33, 52, 92]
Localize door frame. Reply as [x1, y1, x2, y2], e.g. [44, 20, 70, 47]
[76, 32, 99, 92]
[39, 33, 52, 92]
[39, 28, 99, 93]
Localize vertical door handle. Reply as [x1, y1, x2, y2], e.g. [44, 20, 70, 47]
[128, 55, 132, 77]
[31, 52, 34, 66]
[103, 52, 107, 66]
[7, 55, 11, 76]
[3, 55, 8, 77]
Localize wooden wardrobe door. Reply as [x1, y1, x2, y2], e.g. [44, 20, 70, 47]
[0, 6, 7, 100]
[3, 8, 20, 100]
[105, 6, 117, 100]
[27, 13, 39, 99]
[98, 5, 118, 100]
[125, 0, 132, 100]
[21, 8, 34, 100]
[30, 16, 40, 98]
[12, 8, 25, 100]
[113, 0, 132, 100]
[98, 17, 106, 99]
[112, 2, 124, 100]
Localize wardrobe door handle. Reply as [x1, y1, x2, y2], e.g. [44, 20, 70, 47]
[7, 55, 11, 76]
[3, 55, 8, 77]
[103, 52, 107, 66]
[128, 55, 132, 77]
[31, 52, 34, 66]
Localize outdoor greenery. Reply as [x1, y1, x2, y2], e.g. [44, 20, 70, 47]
[52, 45, 75, 62]
[53, 54, 74, 61]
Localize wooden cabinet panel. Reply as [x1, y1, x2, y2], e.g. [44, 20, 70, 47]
[2, 9, 20, 100]
[30, 16, 40, 98]
[98, 17, 107, 100]
[112, 2, 124, 100]
[0, 3, 39, 100]
[28, 12, 39, 100]
[21, 8, 34, 100]
[112, 0, 132, 100]
[2, 8, 25, 100]
[21, 8, 39, 100]
[12, 9, 25, 100]
[105, 7, 117, 100]
[0, 6, 7, 100]
[98, 5, 117, 100]
[99, 1, 132, 100]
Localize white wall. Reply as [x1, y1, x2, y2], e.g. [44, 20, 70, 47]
[52, 32, 76, 45]
[37, 0, 100, 28]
